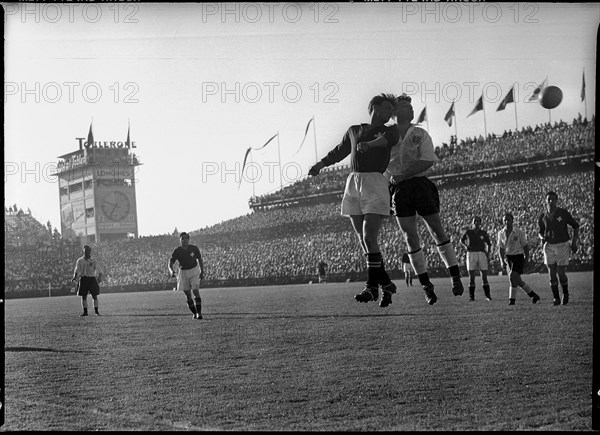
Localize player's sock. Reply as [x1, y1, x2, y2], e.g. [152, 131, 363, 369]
[377, 253, 392, 286]
[520, 282, 534, 295]
[194, 296, 202, 316]
[550, 284, 560, 300]
[186, 300, 197, 315]
[366, 253, 382, 288]
[408, 248, 428, 275]
[436, 240, 459, 275]
[483, 283, 491, 299]
[468, 285, 475, 300]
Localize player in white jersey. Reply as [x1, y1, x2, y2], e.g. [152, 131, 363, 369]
[497, 213, 541, 305]
[71, 245, 103, 316]
[384, 94, 464, 305]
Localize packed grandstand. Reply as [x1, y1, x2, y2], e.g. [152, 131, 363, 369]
[4, 117, 595, 298]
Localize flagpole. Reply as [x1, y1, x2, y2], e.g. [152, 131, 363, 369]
[453, 102, 458, 140]
[514, 96, 519, 132]
[583, 69, 588, 121]
[277, 131, 282, 190]
[312, 115, 317, 163]
[249, 150, 256, 198]
[426, 104, 430, 132]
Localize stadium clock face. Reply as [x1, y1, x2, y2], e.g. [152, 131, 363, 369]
[101, 191, 131, 222]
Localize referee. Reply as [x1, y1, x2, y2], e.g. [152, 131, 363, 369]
[72, 245, 102, 317]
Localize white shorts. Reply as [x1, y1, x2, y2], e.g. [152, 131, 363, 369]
[403, 262, 413, 273]
[341, 172, 390, 216]
[177, 264, 201, 291]
[543, 241, 571, 266]
[467, 251, 488, 271]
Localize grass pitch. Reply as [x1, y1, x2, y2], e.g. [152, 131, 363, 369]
[3, 271, 594, 430]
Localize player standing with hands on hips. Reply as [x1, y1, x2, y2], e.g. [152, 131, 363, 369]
[308, 93, 399, 308]
[72, 245, 102, 317]
[169, 232, 205, 319]
[538, 191, 580, 306]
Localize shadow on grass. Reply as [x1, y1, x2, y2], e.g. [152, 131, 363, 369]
[5, 347, 87, 353]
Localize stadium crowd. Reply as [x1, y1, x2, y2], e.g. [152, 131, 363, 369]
[4, 118, 594, 295]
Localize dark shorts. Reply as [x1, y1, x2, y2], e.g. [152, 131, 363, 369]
[77, 276, 100, 298]
[390, 176, 440, 218]
[506, 254, 525, 275]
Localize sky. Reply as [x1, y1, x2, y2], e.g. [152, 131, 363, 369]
[4, 2, 598, 237]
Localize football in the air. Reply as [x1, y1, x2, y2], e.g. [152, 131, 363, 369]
[538, 85, 563, 109]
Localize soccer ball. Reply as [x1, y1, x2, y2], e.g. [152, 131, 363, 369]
[538, 86, 563, 109]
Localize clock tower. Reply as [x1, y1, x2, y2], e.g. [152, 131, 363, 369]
[52, 132, 141, 243]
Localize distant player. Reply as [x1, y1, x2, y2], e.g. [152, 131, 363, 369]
[460, 216, 492, 301]
[317, 259, 328, 283]
[538, 191, 580, 306]
[401, 252, 413, 286]
[168, 232, 205, 319]
[497, 213, 540, 305]
[71, 245, 102, 317]
[308, 93, 399, 308]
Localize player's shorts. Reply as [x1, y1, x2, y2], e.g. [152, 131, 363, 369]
[506, 254, 525, 275]
[341, 172, 390, 216]
[177, 265, 201, 291]
[467, 251, 488, 271]
[390, 176, 440, 218]
[77, 276, 100, 298]
[403, 262, 412, 273]
[543, 241, 571, 266]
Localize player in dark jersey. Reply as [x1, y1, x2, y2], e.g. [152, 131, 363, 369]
[460, 216, 492, 301]
[168, 232, 205, 319]
[308, 93, 399, 308]
[538, 191, 580, 305]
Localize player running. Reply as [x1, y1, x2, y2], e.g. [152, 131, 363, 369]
[308, 93, 399, 308]
[497, 213, 541, 305]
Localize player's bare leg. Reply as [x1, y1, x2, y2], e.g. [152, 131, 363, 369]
[480, 270, 491, 300]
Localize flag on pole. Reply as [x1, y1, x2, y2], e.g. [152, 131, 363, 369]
[527, 77, 547, 102]
[497, 87, 514, 111]
[125, 120, 131, 146]
[581, 71, 586, 102]
[467, 95, 484, 117]
[293, 117, 314, 157]
[416, 106, 427, 125]
[238, 133, 279, 190]
[87, 121, 94, 147]
[444, 102, 455, 126]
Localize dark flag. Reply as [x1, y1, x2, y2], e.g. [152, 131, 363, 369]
[444, 102, 455, 127]
[497, 87, 514, 111]
[581, 71, 586, 102]
[87, 121, 94, 147]
[416, 106, 427, 124]
[467, 95, 484, 117]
